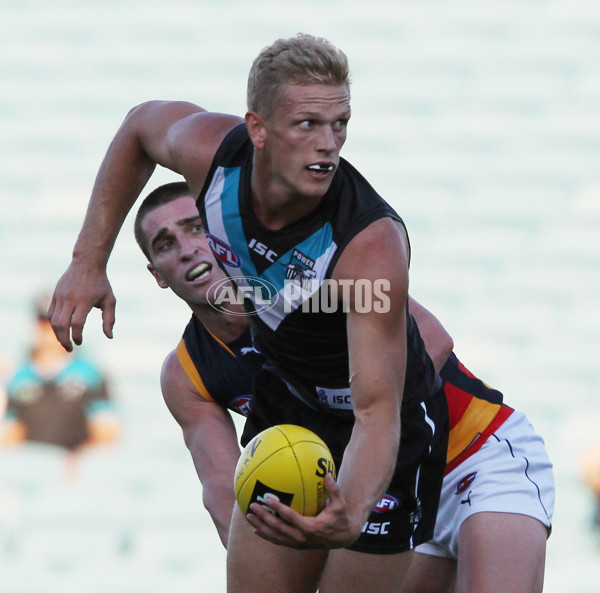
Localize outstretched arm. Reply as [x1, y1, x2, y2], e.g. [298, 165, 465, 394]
[161, 349, 241, 547]
[50, 102, 241, 351]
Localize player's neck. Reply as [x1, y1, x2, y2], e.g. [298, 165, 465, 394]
[250, 165, 322, 230]
[191, 305, 248, 344]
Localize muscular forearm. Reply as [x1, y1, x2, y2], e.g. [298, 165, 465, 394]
[202, 479, 237, 548]
[72, 105, 158, 268]
[333, 219, 406, 534]
[179, 407, 241, 548]
[337, 407, 400, 539]
[337, 350, 403, 540]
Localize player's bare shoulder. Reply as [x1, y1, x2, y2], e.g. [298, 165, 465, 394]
[332, 217, 409, 283]
[169, 111, 243, 192]
[160, 349, 186, 396]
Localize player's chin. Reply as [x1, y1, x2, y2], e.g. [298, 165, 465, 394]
[299, 178, 334, 200]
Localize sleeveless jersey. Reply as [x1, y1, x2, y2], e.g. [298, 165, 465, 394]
[176, 314, 514, 474]
[441, 353, 514, 474]
[198, 123, 440, 414]
[175, 315, 264, 417]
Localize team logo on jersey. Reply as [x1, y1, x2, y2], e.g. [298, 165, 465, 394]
[409, 501, 422, 525]
[317, 389, 330, 408]
[240, 346, 261, 356]
[206, 233, 241, 268]
[284, 249, 317, 290]
[374, 494, 401, 513]
[455, 472, 477, 494]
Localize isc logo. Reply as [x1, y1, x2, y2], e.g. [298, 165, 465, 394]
[248, 238, 278, 263]
[361, 521, 391, 535]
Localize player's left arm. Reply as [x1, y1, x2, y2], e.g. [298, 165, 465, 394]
[161, 349, 241, 547]
[247, 218, 408, 548]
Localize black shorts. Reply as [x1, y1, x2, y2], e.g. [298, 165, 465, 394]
[241, 369, 449, 555]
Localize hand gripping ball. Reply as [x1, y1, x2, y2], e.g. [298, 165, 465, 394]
[234, 424, 336, 516]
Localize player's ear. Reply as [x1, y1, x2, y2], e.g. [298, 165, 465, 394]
[147, 264, 169, 289]
[245, 111, 267, 149]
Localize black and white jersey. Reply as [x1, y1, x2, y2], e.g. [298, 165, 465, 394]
[198, 124, 440, 414]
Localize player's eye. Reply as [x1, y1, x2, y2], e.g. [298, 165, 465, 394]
[299, 120, 316, 130]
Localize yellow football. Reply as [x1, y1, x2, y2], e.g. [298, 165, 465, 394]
[234, 424, 336, 517]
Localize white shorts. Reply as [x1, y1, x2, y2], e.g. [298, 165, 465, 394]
[416, 410, 555, 559]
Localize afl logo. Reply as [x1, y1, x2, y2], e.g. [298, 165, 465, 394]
[455, 472, 477, 495]
[374, 494, 400, 513]
[231, 395, 252, 417]
[207, 276, 279, 316]
[206, 233, 241, 268]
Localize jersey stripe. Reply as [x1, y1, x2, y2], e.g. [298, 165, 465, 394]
[220, 166, 257, 275]
[175, 340, 215, 403]
[447, 396, 501, 464]
[205, 163, 339, 331]
[202, 325, 235, 357]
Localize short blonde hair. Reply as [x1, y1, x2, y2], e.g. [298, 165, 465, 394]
[247, 33, 350, 117]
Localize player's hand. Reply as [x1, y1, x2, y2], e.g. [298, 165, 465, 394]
[49, 261, 116, 351]
[245, 473, 361, 549]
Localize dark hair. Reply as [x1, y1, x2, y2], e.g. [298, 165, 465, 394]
[134, 181, 192, 260]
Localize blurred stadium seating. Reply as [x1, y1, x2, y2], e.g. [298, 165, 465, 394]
[1, 1, 599, 591]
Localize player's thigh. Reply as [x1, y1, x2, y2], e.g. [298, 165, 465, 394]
[399, 553, 456, 593]
[319, 548, 414, 593]
[456, 511, 547, 593]
[226, 505, 327, 593]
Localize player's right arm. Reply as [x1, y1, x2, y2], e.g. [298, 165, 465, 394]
[248, 218, 409, 549]
[161, 348, 241, 548]
[50, 102, 242, 351]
